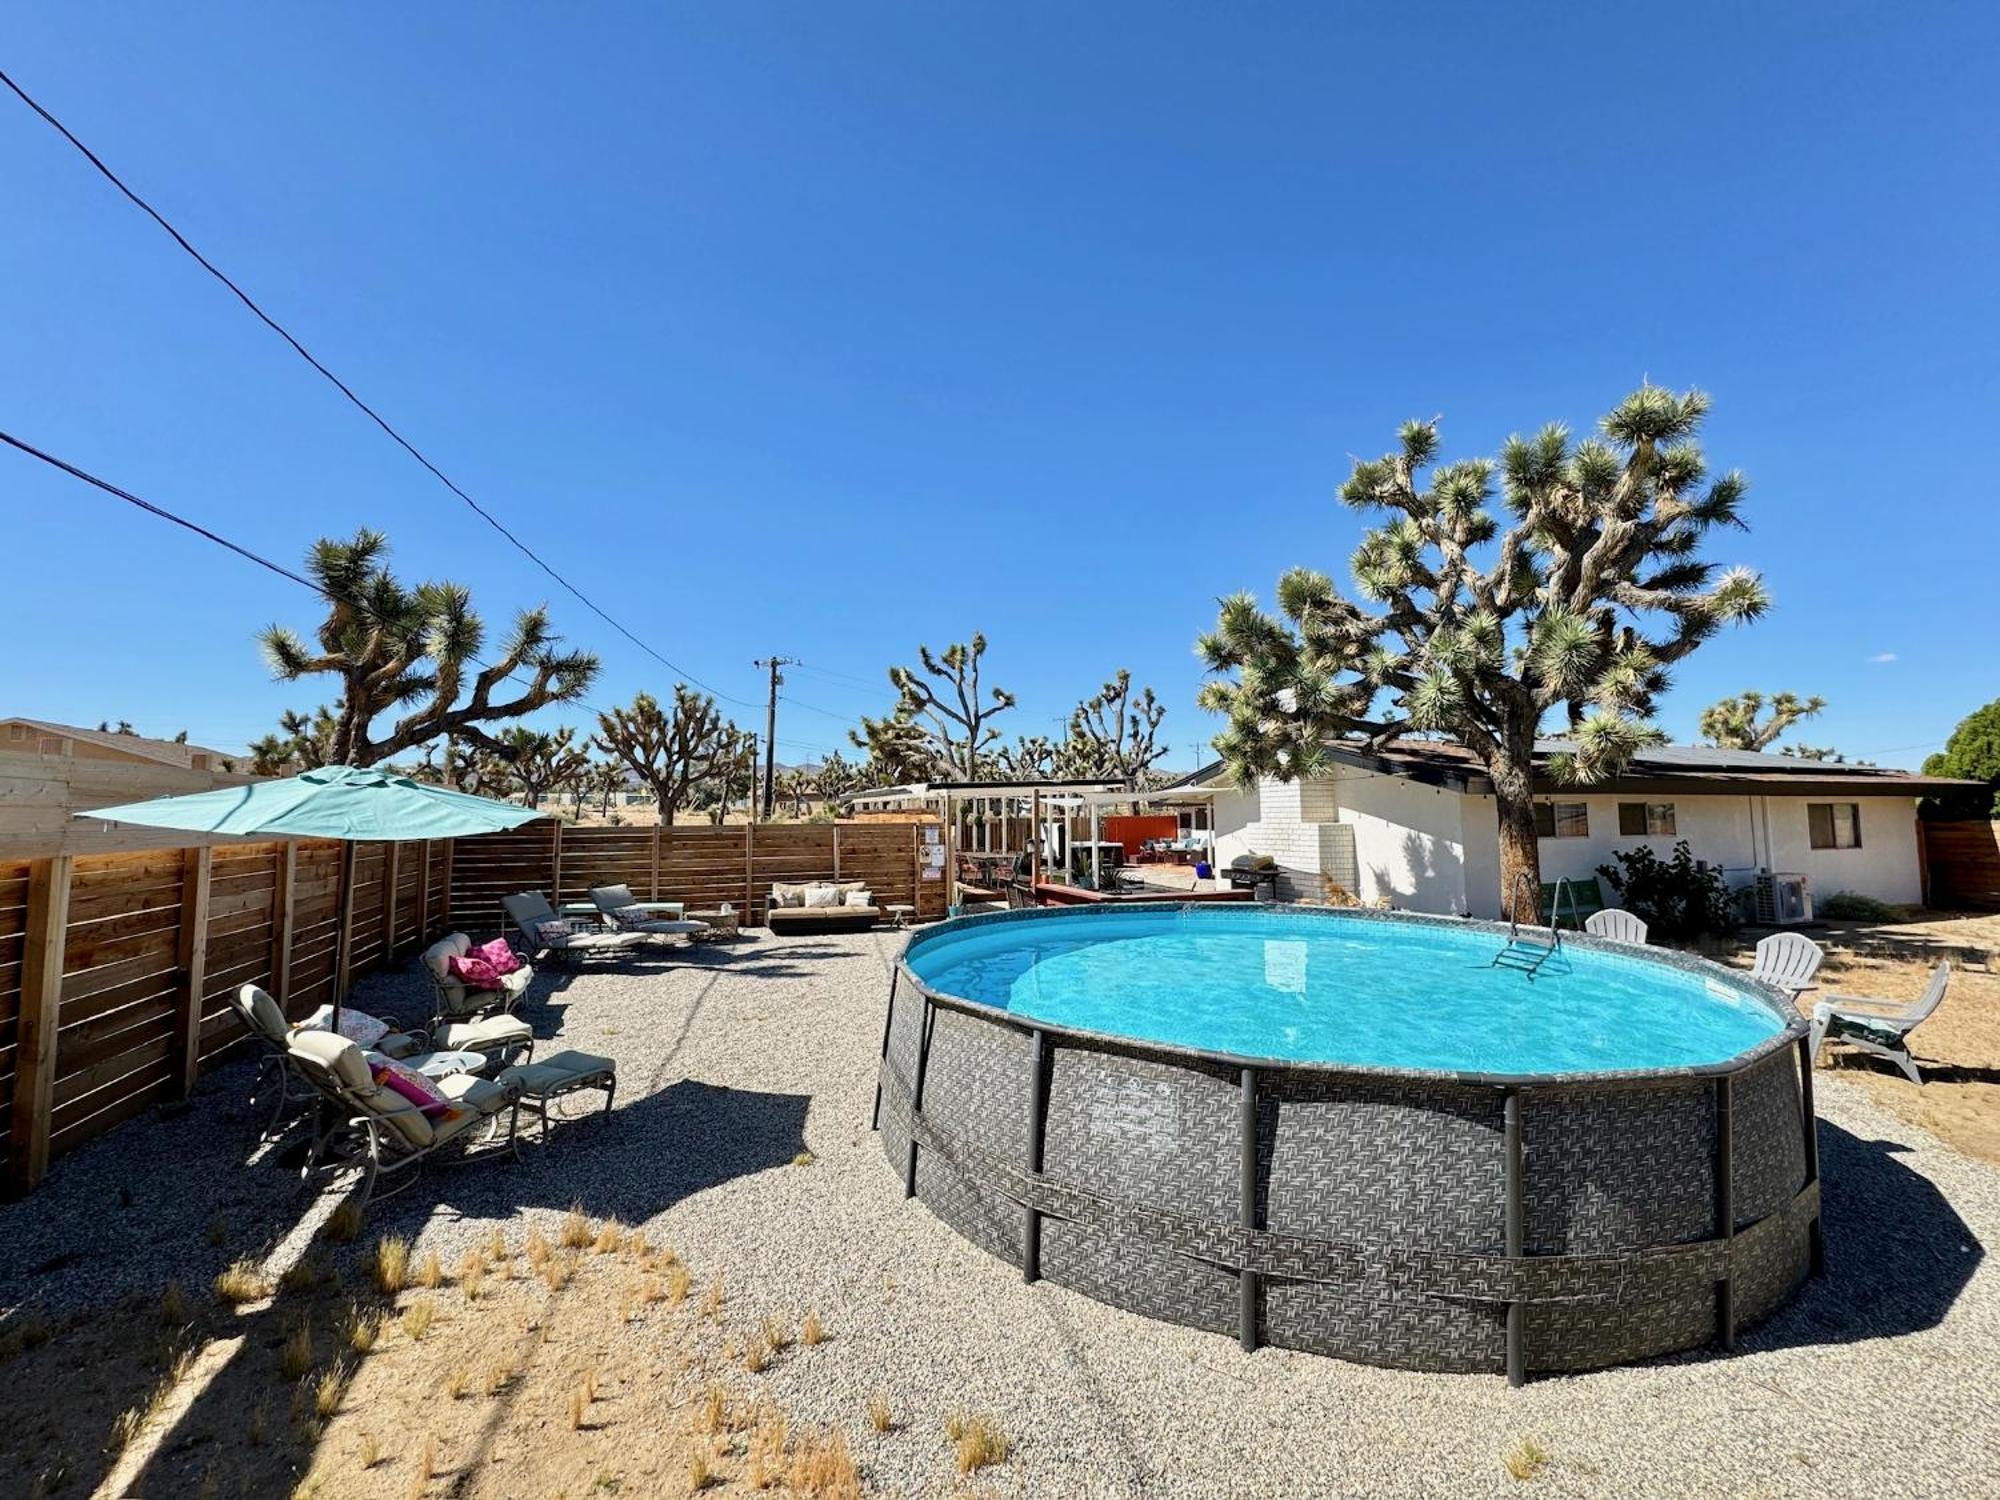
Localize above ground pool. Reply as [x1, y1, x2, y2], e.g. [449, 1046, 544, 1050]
[875, 904, 1823, 1382]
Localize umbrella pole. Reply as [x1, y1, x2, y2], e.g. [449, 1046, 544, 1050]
[333, 841, 359, 1030]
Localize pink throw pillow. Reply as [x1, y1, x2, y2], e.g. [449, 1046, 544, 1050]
[448, 953, 504, 989]
[471, 937, 523, 976]
[369, 1059, 451, 1118]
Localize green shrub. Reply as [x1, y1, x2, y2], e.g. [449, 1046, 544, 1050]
[1595, 842, 1738, 939]
[1818, 890, 1899, 922]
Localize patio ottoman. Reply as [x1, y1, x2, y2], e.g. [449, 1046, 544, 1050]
[504, 1049, 617, 1142]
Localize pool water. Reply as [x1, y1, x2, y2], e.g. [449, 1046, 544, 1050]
[906, 909, 1785, 1076]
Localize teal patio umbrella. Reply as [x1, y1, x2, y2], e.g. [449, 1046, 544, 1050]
[83, 764, 543, 1024]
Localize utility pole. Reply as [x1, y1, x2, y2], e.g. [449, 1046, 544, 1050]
[753, 656, 797, 821]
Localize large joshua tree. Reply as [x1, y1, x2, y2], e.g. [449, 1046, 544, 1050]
[259, 529, 598, 766]
[1062, 669, 1169, 788]
[1198, 385, 1768, 919]
[1698, 690, 1826, 752]
[593, 686, 738, 825]
[877, 634, 1016, 780]
[496, 725, 590, 810]
[849, 706, 943, 784]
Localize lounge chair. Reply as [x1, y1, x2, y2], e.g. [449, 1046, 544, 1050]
[503, 891, 652, 965]
[422, 933, 536, 1021]
[588, 884, 710, 939]
[1808, 960, 1952, 1085]
[1751, 931, 1825, 999]
[286, 1030, 525, 1208]
[1584, 908, 1649, 945]
[766, 880, 881, 934]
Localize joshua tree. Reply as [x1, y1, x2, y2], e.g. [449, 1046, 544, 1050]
[1198, 385, 1768, 919]
[697, 728, 759, 824]
[248, 707, 338, 775]
[876, 634, 1015, 779]
[849, 706, 941, 785]
[1062, 670, 1169, 788]
[588, 759, 627, 820]
[993, 734, 1057, 779]
[495, 726, 590, 810]
[593, 686, 739, 826]
[813, 749, 858, 804]
[258, 529, 598, 767]
[1698, 690, 1825, 752]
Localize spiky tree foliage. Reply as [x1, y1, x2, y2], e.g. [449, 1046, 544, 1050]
[1777, 743, 1873, 766]
[248, 707, 340, 775]
[849, 706, 943, 785]
[774, 766, 816, 819]
[1061, 670, 1169, 789]
[993, 734, 1058, 779]
[414, 733, 513, 796]
[1923, 699, 2000, 816]
[588, 759, 627, 820]
[495, 726, 589, 810]
[812, 750, 858, 803]
[696, 728, 759, 824]
[1198, 385, 1768, 918]
[1698, 690, 1825, 751]
[258, 529, 598, 767]
[593, 686, 739, 825]
[880, 634, 1016, 780]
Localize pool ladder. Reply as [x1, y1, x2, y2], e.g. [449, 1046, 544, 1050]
[1491, 873, 1576, 978]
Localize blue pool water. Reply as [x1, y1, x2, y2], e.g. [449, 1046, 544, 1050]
[906, 909, 1785, 1075]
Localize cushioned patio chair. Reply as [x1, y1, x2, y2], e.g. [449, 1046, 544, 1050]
[230, 983, 429, 1138]
[588, 884, 710, 939]
[502, 891, 651, 966]
[1808, 960, 1952, 1085]
[1584, 908, 1649, 945]
[1751, 931, 1825, 999]
[286, 1030, 525, 1209]
[421, 932, 537, 1026]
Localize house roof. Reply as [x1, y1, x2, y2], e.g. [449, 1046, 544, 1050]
[2, 717, 239, 769]
[1169, 739, 1982, 799]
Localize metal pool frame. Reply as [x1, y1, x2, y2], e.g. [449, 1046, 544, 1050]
[872, 903, 1822, 1384]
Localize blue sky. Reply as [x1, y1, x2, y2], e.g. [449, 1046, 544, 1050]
[3, 3, 1994, 770]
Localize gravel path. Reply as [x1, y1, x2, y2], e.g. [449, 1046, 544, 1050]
[5, 931, 1998, 1497]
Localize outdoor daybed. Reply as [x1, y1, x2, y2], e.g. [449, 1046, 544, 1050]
[767, 880, 881, 934]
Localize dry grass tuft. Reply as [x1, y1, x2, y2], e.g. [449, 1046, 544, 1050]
[1503, 1436, 1551, 1481]
[488, 1226, 509, 1261]
[401, 1298, 436, 1342]
[279, 1320, 314, 1382]
[482, 1360, 513, 1397]
[524, 1226, 552, 1269]
[215, 1258, 269, 1306]
[313, 1363, 351, 1419]
[699, 1275, 726, 1320]
[801, 1312, 825, 1348]
[625, 1228, 651, 1257]
[695, 1380, 727, 1436]
[744, 1335, 769, 1374]
[686, 1447, 715, 1491]
[866, 1391, 894, 1433]
[560, 1204, 593, 1250]
[640, 1275, 665, 1305]
[341, 1306, 381, 1355]
[278, 1258, 318, 1296]
[416, 1429, 438, 1490]
[593, 1218, 625, 1254]
[457, 1251, 488, 1301]
[415, 1249, 443, 1290]
[445, 1365, 471, 1400]
[160, 1281, 188, 1326]
[791, 1149, 816, 1167]
[952, 1413, 1011, 1475]
[541, 1255, 573, 1293]
[569, 1387, 588, 1432]
[357, 1431, 382, 1470]
[326, 1199, 364, 1243]
[762, 1315, 793, 1352]
[371, 1236, 411, 1295]
[786, 1426, 859, 1499]
[667, 1264, 691, 1305]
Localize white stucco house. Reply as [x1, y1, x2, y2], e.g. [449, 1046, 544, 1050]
[1186, 740, 1968, 920]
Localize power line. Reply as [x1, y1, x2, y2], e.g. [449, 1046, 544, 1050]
[0, 64, 764, 714]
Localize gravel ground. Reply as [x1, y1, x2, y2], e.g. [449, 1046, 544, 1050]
[4, 930, 1999, 1497]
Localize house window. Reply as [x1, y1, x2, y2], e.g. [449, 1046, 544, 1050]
[1808, 802, 1862, 850]
[1534, 801, 1590, 839]
[1618, 802, 1677, 836]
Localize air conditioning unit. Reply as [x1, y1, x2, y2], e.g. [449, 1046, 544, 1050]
[1754, 871, 1813, 926]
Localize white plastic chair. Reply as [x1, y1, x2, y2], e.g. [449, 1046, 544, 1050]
[1750, 931, 1825, 999]
[1584, 908, 1649, 945]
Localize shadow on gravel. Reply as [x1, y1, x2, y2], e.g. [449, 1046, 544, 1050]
[1746, 1120, 1983, 1353]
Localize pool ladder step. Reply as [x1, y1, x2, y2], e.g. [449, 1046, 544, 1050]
[1491, 937, 1560, 977]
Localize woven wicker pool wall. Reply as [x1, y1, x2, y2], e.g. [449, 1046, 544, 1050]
[874, 906, 1822, 1382]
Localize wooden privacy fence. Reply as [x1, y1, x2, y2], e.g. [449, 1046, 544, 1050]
[1923, 819, 2000, 909]
[0, 821, 941, 1193]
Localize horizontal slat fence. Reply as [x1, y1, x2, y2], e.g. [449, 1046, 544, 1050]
[447, 822, 945, 938]
[2, 837, 450, 1193]
[1924, 818, 2000, 909]
[1, 820, 941, 1193]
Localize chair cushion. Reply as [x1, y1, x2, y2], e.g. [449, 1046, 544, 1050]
[300, 1005, 393, 1049]
[437, 1072, 524, 1114]
[506, 1049, 615, 1097]
[423, 933, 473, 977]
[289, 1031, 433, 1146]
[370, 1058, 452, 1117]
[434, 1015, 533, 1052]
[536, 919, 576, 944]
[237, 984, 289, 1043]
[803, 884, 840, 909]
[375, 1031, 425, 1060]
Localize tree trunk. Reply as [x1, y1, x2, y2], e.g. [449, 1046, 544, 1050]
[1491, 754, 1542, 925]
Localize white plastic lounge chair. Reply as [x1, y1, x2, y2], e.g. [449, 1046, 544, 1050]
[1808, 960, 1952, 1085]
[588, 884, 709, 938]
[1584, 908, 1649, 945]
[503, 891, 651, 965]
[1751, 931, 1825, 999]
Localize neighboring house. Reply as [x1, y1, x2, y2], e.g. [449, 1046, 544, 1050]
[0, 717, 238, 773]
[1183, 739, 1975, 918]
